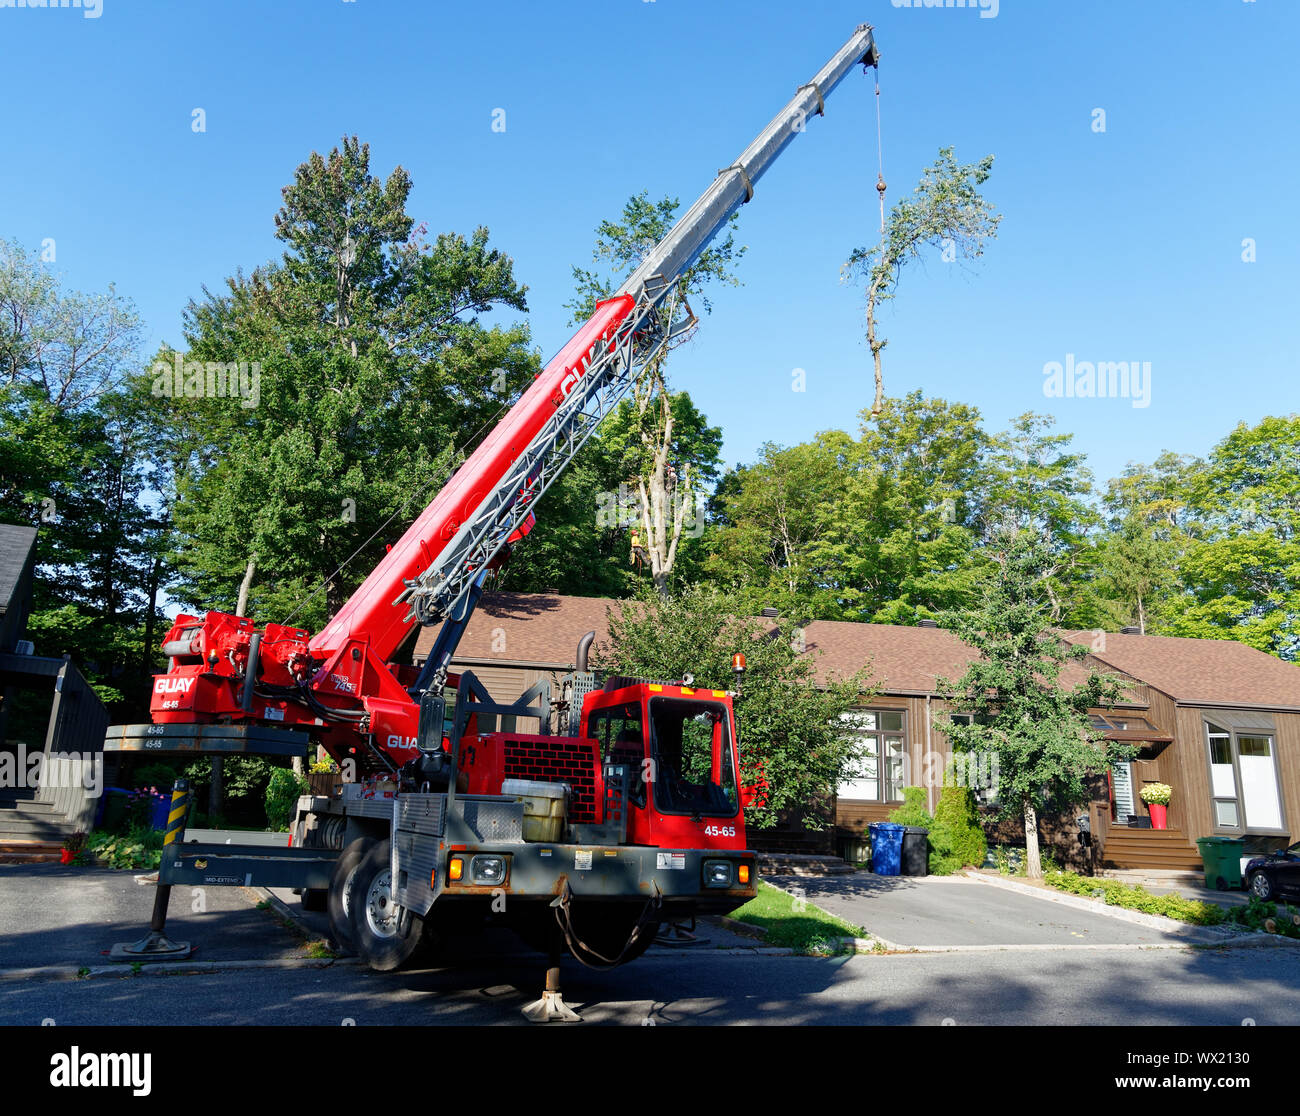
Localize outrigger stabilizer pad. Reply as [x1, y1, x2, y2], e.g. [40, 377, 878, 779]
[109, 931, 193, 962]
[521, 990, 582, 1024]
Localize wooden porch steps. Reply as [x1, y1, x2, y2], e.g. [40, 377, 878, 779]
[0, 841, 63, 864]
[758, 853, 857, 877]
[1102, 826, 1203, 871]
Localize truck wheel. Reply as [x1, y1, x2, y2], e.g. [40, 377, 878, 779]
[328, 837, 375, 953]
[349, 839, 427, 972]
[301, 888, 328, 912]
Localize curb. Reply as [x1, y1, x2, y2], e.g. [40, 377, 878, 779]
[962, 870, 1261, 944]
[0, 956, 365, 984]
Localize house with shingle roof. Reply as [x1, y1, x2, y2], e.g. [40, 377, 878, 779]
[412, 591, 1300, 869]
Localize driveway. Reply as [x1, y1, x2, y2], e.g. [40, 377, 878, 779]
[0, 864, 311, 968]
[763, 871, 1216, 949]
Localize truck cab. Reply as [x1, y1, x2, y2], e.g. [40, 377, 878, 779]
[582, 680, 746, 852]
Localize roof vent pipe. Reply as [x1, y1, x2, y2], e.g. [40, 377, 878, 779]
[1119, 626, 1141, 635]
[917, 619, 938, 628]
[576, 630, 595, 672]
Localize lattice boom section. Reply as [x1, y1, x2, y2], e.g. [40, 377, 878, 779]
[503, 736, 601, 824]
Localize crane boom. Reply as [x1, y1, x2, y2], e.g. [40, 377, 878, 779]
[354, 23, 879, 673]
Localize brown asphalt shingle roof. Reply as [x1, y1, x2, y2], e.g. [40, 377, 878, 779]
[414, 592, 616, 667]
[414, 592, 1153, 701]
[1061, 630, 1300, 709]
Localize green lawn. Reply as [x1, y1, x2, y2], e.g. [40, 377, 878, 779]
[728, 881, 867, 953]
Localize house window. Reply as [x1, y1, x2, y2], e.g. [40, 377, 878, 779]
[1205, 719, 1285, 834]
[838, 709, 907, 803]
[948, 712, 998, 806]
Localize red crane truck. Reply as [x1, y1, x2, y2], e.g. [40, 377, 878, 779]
[106, 23, 880, 1020]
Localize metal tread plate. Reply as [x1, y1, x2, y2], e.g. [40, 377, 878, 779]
[104, 722, 311, 755]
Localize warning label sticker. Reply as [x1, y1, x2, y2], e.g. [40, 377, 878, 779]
[656, 852, 686, 870]
[575, 849, 593, 871]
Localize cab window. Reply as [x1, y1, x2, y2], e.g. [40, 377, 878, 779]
[648, 698, 738, 818]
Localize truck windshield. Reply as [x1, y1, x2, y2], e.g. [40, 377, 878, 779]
[648, 698, 738, 818]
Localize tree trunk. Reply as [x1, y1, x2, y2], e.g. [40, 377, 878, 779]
[1023, 798, 1043, 879]
[209, 759, 224, 826]
[140, 553, 161, 679]
[865, 275, 887, 418]
[235, 556, 256, 618]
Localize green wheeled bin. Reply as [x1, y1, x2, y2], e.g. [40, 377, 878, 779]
[1196, 836, 1244, 891]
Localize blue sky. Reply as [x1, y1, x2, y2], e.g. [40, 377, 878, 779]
[3, 0, 1297, 492]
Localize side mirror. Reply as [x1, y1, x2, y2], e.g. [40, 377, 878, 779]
[417, 690, 446, 753]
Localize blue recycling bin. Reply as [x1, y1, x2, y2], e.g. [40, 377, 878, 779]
[869, 822, 905, 876]
[148, 791, 171, 831]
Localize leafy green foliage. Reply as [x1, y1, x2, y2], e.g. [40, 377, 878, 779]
[87, 825, 164, 870]
[265, 768, 309, 831]
[1224, 896, 1300, 938]
[145, 137, 538, 629]
[1044, 870, 1228, 926]
[598, 584, 871, 830]
[1160, 415, 1300, 660]
[846, 147, 1000, 416]
[887, 787, 933, 829]
[0, 240, 164, 718]
[929, 784, 987, 871]
[938, 528, 1134, 877]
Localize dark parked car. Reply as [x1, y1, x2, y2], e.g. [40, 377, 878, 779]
[1245, 842, 1300, 901]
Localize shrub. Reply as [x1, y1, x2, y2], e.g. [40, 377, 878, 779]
[265, 768, 309, 832]
[87, 825, 164, 870]
[929, 784, 987, 870]
[1044, 870, 1228, 926]
[1224, 896, 1300, 938]
[888, 787, 934, 829]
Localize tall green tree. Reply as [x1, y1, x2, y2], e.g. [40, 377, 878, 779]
[152, 138, 539, 631]
[810, 392, 993, 623]
[1163, 416, 1300, 659]
[984, 412, 1100, 625]
[567, 191, 742, 597]
[937, 529, 1131, 879]
[707, 438, 843, 614]
[0, 240, 159, 713]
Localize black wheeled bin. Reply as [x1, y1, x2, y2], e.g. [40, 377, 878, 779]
[901, 826, 930, 876]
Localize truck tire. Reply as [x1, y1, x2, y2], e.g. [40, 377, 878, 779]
[328, 837, 375, 953]
[349, 839, 427, 972]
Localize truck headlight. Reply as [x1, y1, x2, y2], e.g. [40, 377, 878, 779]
[704, 859, 733, 888]
[470, 855, 507, 885]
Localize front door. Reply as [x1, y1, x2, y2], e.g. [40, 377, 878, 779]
[1111, 762, 1135, 822]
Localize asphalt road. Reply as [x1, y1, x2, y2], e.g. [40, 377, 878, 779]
[764, 872, 1219, 947]
[6, 945, 1300, 1027]
[0, 865, 310, 967]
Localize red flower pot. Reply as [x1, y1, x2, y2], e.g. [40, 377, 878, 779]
[1148, 803, 1168, 830]
[59, 849, 73, 864]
